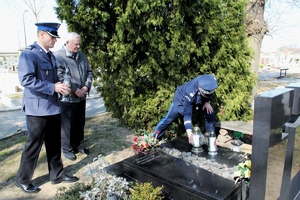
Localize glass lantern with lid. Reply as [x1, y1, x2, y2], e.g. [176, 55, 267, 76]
[191, 125, 204, 154]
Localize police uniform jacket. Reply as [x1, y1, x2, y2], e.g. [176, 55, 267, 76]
[174, 75, 210, 130]
[18, 42, 60, 116]
[54, 46, 93, 103]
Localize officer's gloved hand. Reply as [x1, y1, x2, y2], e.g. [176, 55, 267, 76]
[186, 129, 193, 144]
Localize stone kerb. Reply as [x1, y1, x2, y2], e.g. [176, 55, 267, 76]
[0, 72, 22, 94]
[0, 72, 23, 108]
[0, 93, 22, 107]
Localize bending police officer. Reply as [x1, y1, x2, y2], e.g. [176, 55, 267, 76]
[153, 74, 218, 144]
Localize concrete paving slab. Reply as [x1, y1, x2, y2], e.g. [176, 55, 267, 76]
[215, 121, 253, 135]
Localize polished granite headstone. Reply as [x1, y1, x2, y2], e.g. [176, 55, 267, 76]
[105, 138, 243, 200]
[288, 170, 300, 200]
[249, 87, 294, 200]
[286, 82, 300, 115]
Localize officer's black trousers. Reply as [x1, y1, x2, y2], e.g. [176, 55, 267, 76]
[16, 114, 64, 184]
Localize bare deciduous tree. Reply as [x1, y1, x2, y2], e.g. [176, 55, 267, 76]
[6, 0, 47, 22]
[246, 0, 300, 96]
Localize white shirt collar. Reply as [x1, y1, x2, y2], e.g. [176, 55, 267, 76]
[37, 42, 49, 53]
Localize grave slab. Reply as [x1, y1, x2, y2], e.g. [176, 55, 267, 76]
[106, 151, 241, 200]
[161, 137, 247, 168]
[105, 138, 245, 200]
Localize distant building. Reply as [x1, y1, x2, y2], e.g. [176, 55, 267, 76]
[0, 51, 21, 72]
[260, 48, 300, 68]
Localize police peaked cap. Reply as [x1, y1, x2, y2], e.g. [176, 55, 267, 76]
[198, 74, 218, 94]
[35, 22, 61, 38]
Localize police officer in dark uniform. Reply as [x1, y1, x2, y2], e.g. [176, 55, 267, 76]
[15, 22, 79, 193]
[153, 74, 218, 144]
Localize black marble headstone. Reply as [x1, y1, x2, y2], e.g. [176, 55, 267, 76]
[249, 87, 294, 200]
[105, 147, 242, 200]
[289, 170, 300, 200]
[286, 82, 300, 115]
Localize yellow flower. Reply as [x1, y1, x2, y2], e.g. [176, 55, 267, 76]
[244, 169, 251, 178]
[244, 160, 251, 169]
[234, 159, 251, 182]
[238, 162, 245, 168]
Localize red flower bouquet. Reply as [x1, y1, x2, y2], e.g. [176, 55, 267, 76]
[132, 133, 165, 153]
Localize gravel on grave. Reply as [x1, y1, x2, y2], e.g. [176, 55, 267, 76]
[159, 146, 237, 182]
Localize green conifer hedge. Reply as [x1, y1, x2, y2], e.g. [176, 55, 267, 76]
[56, 0, 255, 133]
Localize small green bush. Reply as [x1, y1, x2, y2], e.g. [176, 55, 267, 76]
[259, 64, 264, 68]
[130, 182, 164, 200]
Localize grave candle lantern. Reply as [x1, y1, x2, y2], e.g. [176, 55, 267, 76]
[191, 126, 204, 154]
[61, 67, 71, 102]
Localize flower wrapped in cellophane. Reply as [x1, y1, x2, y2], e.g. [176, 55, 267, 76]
[132, 133, 166, 154]
[234, 156, 251, 185]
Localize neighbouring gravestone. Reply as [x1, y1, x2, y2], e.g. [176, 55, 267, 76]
[286, 82, 300, 116]
[105, 137, 248, 200]
[279, 82, 300, 200]
[288, 170, 300, 200]
[279, 118, 300, 200]
[249, 87, 294, 200]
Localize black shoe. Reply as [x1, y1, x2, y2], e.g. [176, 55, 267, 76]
[72, 148, 79, 154]
[15, 182, 41, 193]
[51, 174, 79, 185]
[78, 147, 89, 155]
[63, 151, 77, 161]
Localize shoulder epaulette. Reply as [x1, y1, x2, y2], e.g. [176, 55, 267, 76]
[26, 45, 35, 50]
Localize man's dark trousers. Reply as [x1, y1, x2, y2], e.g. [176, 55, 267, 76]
[60, 99, 86, 153]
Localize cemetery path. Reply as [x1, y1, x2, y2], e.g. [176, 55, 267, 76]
[0, 96, 106, 140]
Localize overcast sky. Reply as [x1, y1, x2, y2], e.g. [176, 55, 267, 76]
[0, 0, 299, 52]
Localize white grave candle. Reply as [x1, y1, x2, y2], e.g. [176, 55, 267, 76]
[193, 134, 200, 147]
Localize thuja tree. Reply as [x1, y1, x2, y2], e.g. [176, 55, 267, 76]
[55, 0, 255, 131]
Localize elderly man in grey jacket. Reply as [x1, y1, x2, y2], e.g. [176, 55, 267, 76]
[55, 32, 93, 161]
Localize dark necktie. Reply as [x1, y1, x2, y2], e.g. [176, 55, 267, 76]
[47, 52, 52, 64]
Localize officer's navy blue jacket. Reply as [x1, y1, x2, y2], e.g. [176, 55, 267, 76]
[153, 75, 215, 138]
[175, 76, 210, 130]
[18, 42, 60, 116]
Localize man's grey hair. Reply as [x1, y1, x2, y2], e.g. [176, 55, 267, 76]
[65, 32, 81, 42]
